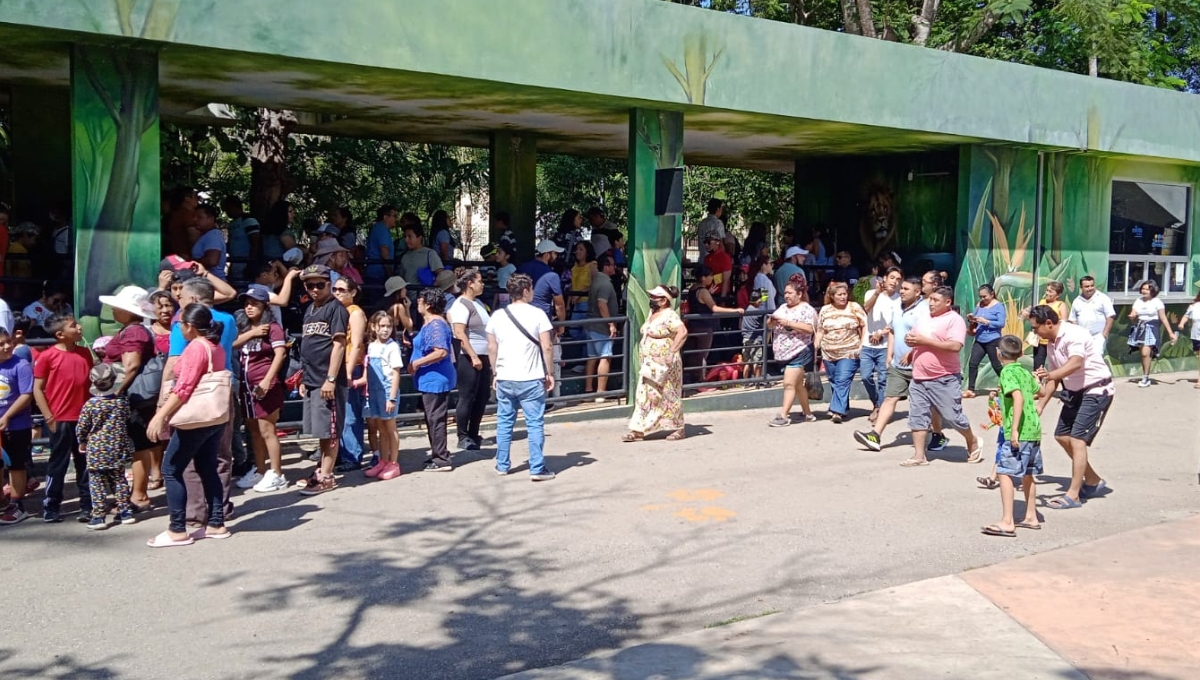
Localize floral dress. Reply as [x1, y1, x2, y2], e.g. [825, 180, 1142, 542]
[629, 309, 684, 434]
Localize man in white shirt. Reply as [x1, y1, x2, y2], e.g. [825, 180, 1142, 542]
[860, 266, 902, 421]
[1068, 275, 1116, 339]
[695, 198, 726, 243]
[486, 273, 556, 482]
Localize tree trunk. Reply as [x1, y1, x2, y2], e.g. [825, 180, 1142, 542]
[840, 0, 861, 34]
[942, 10, 997, 52]
[911, 0, 940, 46]
[1088, 54, 1099, 77]
[855, 0, 878, 38]
[248, 109, 296, 222]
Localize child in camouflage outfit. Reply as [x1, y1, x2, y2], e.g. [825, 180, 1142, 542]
[77, 364, 135, 530]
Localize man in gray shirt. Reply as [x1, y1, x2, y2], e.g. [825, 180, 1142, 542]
[585, 254, 620, 399]
[398, 224, 445, 285]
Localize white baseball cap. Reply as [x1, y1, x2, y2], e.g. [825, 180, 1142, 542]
[785, 246, 809, 259]
[536, 239, 565, 254]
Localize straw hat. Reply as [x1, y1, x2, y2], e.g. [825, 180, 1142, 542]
[98, 285, 152, 318]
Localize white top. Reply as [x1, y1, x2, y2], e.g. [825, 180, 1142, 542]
[1069, 291, 1116, 336]
[448, 297, 492, 355]
[1185, 303, 1200, 341]
[485, 302, 553, 382]
[368, 339, 404, 370]
[1132, 296, 1165, 322]
[862, 289, 899, 349]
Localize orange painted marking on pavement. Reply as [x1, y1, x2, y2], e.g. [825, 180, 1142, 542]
[667, 488, 726, 502]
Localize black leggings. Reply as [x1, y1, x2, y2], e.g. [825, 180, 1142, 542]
[1032, 344, 1048, 371]
[968, 338, 1002, 390]
[455, 354, 493, 441]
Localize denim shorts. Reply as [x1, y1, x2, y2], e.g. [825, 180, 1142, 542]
[785, 347, 813, 370]
[996, 441, 1043, 479]
[587, 330, 614, 358]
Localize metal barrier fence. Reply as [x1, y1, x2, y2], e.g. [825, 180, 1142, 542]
[679, 308, 774, 392]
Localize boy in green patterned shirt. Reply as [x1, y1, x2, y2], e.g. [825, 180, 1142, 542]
[982, 335, 1043, 537]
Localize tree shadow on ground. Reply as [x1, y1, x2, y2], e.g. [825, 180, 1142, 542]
[0, 648, 125, 680]
[1064, 670, 1184, 680]
[541, 644, 882, 679]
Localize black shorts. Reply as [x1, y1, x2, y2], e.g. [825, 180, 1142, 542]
[127, 407, 156, 451]
[1054, 391, 1112, 445]
[2, 428, 33, 471]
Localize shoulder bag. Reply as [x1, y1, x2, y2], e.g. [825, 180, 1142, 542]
[169, 340, 232, 430]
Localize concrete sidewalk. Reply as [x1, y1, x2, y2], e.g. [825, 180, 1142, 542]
[500, 515, 1200, 680]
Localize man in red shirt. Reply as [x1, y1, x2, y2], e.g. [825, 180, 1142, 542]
[32, 314, 95, 522]
[702, 235, 733, 299]
[901, 286, 981, 467]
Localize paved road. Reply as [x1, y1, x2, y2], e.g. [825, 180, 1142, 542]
[2, 373, 1196, 680]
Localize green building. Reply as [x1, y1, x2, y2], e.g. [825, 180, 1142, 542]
[1, 0, 1198, 384]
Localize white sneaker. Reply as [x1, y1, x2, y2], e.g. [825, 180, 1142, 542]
[236, 469, 263, 489]
[1139, 376, 1152, 387]
[253, 470, 287, 493]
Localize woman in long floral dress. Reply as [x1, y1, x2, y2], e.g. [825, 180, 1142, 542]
[624, 285, 689, 442]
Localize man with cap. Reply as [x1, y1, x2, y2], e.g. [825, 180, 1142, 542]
[702, 233, 733, 299]
[518, 240, 567, 396]
[296, 264, 349, 495]
[773, 246, 809, 307]
[313, 239, 362, 286]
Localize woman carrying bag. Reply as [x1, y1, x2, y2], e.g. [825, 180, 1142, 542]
[145, 304, 232, 548]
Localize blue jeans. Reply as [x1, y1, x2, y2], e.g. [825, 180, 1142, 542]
[339, 377, 365, 465]
[162, 423, 225, 534]
[495, 379, 547, 475]
[859, 346, 888, 408]
[824, 357, 860, 416]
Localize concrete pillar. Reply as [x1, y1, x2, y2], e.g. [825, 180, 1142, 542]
[626, 108, 684, 398]
[9, 85, 71, 224]
[488, 131, 537, 257]
[70, 44, 160, 336]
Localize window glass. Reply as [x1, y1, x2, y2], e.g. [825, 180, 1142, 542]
[1109, 181, 1189, 257]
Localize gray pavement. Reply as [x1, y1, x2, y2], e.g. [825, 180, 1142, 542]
[1, 372, 1197, 680]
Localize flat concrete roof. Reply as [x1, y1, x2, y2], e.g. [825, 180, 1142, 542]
[1, 0, 1198, 169]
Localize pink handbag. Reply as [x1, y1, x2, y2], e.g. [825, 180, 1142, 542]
[168, 340, 232, 430]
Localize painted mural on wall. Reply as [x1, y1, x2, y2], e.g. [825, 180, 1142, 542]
[958, 145, 1200, 385]
[627, 109, 684, 380]
[70, 1, 175, 336]
[795, 151, 958, 263]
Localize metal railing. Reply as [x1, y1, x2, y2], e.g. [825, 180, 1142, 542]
[679, 308, 775, 392]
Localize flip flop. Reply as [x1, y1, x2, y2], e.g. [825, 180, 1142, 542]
[146, 531, 195, 548]
[1080, 480, 1108, 499]
[981, 525, 1016, 537]
[1046, 495, 1083, 510]
[621, 432, 644, 443]
[1016, 522, 1042, 530]
[976, 476, 999, 490]
[190, 527, 232, 541]
[899, 458, 929, 467]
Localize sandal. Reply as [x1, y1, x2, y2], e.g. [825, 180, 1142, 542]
[1046, 495, 1083, 510]
[976, 476, 999, 490]
[1016, 521, 1042, 530]
[621, 432, 644, 443]
[146, 531, 194, 549]
[298, 474, 337, 496]
[899, 458, 929, 467]
[981, 524, 1016, 538]
[147, 477, 164, 491]
[665, 429, 686, 441]
[962, 390, 976, 399]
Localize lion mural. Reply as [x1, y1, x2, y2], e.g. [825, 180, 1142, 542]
[860, 182, 898, 260]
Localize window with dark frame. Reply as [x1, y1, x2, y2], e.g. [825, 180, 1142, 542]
[1107, 180, 1190, 298]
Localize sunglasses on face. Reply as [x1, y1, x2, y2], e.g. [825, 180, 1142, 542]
[304, 281, 328, 290]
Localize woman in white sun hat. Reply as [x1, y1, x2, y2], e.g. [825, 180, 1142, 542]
[97, 285, 160, 511]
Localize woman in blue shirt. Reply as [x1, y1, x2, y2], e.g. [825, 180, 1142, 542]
[410, 288, 457, 472]
[963, 284, 1007, 398]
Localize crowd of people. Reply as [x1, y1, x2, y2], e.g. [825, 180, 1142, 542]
[1, 192, 1196, 548]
